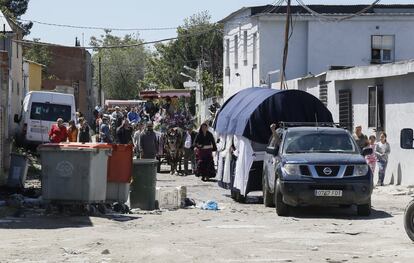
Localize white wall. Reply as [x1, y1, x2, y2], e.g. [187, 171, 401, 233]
[223, 13, 414, 98]
[9, 37, 23, 136]
[260, 19, 308, 82]
[223, 9, 260, 99]
[327, 74, 414, 185]
[382, 74, 414, 186]
[308, 18, 414, 75]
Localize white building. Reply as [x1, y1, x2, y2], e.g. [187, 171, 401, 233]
[221, 4, 414, 99]
[280, 60, 414, 186]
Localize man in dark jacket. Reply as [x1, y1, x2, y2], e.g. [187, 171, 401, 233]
[116, 119, 133, 144]
[139, 122, 158, 159]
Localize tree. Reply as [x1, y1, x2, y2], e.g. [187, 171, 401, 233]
[23, 38, 51, 77]
[139, 11, 223, 98]
[0, 0, 33, 35]
[90, 30, 148, 100]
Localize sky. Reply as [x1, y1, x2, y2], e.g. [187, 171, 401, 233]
[21, 0, 414, 47]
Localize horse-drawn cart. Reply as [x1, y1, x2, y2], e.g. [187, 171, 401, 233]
[156, 128, 185, 175]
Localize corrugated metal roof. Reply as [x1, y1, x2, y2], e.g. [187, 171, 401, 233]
[0, 10, 13, 32]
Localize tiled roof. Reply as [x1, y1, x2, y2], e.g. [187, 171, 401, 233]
[251, 5, 414, 15]
[251, 4, 414, 15]
[220, 4, 414, 23]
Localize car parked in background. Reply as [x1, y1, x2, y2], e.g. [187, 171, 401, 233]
[262, 123, 373, 216]
[14, 91, 77, 147]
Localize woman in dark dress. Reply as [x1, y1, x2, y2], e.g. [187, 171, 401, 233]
[194, 123, 217, 181]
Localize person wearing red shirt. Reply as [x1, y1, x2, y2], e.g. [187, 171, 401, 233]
[49, 118, 68, 143]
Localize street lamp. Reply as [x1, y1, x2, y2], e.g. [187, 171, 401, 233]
[267, 69, 280, 88]
[180, 72, 194, 80]
[183, 65, 197, 73]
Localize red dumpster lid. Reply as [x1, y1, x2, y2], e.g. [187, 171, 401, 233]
[38, 143, 113, 150]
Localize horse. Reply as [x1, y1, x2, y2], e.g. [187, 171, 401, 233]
[164, 127, 185, 175]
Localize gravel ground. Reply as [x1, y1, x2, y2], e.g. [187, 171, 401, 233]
[0, 169, 413, 263]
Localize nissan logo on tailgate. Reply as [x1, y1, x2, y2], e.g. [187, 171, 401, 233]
[323, 167, 333, 175]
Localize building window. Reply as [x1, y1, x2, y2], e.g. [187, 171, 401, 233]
[368, 85, 385, 130]
[225, 39, 230, 68]
[225, 39, 230, 77]
[338, 89, 353, 131]
[243, 30, 248, 65]
[253, 33, 257, 67]
[319, 81, 328, 106]
[371, 35, 394, 64]
[234, 35, 238, 69]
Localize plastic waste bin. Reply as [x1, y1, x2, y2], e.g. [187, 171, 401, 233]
[106, 144, 133, 203]
[130, 159, 157, 210]
[7, 153, 29, 189]
[38, 143, 112, 203]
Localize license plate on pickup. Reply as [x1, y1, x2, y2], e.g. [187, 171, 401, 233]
[314, 190, 343, 197]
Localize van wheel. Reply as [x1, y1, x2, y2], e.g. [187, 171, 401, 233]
[275, 179, 289, 216]
[263, 174, 275, 207]
[357, 199, 371, 216]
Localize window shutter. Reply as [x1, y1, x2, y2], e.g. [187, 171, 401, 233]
[338, 90, 353, 131]
[372, 35, 382, 49]
[319, 81, 328, 107]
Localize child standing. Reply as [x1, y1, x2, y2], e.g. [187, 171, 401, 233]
[365, 135, 377, 174]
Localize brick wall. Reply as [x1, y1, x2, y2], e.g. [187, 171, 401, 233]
[41, 46, 92, 117]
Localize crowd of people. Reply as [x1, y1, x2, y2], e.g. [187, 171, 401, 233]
[353, 125, 391, 187]
[47, 102, 390, 186]
[47, 96, 222, 182]
[48, 115, 91, 144]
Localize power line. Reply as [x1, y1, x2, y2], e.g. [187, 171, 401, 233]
[224, 0, 286, 25]
[295, 0, 382, 22]
[1, 15, 178, 31]
[14, 27, 222, 50]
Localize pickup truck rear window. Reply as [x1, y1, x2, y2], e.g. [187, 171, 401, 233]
[283, 131, 357, 154]
[30, 102, 71, 122]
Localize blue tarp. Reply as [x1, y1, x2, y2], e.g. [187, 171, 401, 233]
[214, 87, 333, 144]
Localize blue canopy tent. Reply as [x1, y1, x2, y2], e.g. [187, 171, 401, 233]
[214, 88, 333, 144]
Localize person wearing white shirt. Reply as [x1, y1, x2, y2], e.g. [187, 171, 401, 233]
[183, 125, 197, 175]
[375, 132, 391, 186]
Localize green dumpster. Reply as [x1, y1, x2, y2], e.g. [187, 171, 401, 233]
[130, 159, 157, 210]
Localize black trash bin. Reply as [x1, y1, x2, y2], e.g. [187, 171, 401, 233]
[130, 159, 157, 210]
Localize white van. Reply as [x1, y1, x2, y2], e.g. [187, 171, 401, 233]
[14, 91, 77, 146]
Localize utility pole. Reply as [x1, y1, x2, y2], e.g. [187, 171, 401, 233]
[98, 56, 102, 105]
[3, 25, 6, 51]
[280, 0, 291, 90]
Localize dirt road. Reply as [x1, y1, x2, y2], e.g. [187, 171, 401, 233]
[0, 172, 413, 263]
